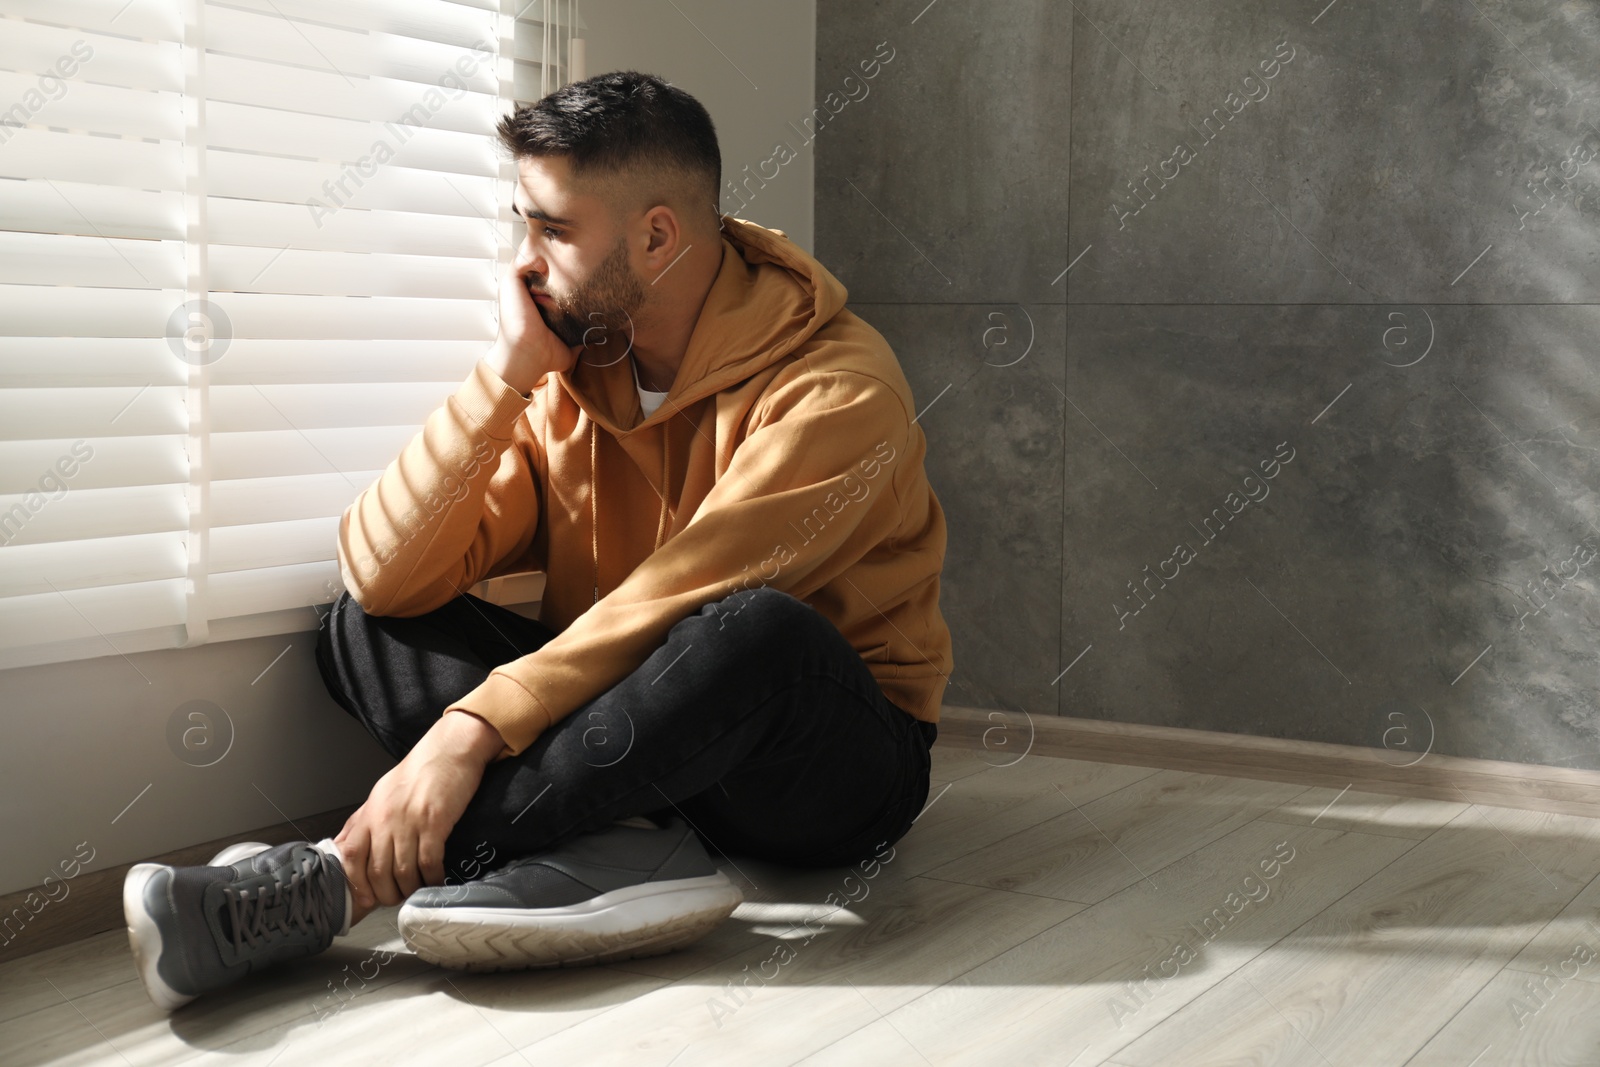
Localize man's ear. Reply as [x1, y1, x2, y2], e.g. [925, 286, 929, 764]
[642, 204, 682, 262]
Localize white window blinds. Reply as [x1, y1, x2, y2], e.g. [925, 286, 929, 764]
[0, 0, 585, 670]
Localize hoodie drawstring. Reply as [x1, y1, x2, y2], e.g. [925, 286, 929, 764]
[653, 421, 670, 549]
[590, 422, 599, 606]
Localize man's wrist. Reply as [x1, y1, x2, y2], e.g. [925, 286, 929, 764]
[486, 338, 536, 398]
[438, 707, 507, 766]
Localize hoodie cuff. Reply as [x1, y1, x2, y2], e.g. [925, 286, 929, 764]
[445, 671, 554, 762]
[453, 357, 534, 440]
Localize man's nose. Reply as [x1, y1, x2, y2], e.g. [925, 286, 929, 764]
[515, 235, 545, 278]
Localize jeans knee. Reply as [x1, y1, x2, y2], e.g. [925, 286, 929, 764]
[703, 585, 817, 640]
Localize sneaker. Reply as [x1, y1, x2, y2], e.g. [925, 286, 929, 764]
[397, 815, 742, 972]
[123, 840, 350, 1012]
[207, 841, 271, 867]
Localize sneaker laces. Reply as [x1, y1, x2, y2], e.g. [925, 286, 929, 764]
[223, 849, 337, 953]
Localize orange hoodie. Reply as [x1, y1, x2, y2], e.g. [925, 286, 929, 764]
[335, 215, 953, 762]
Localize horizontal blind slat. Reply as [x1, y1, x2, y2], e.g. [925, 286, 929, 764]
[0, 438, 186, 494]
[208, 198, 497, 257]
[206, 52, 496, 136]
[0, 181, 181, 241]
[0, 387, 185, 441]
[202, 5, 497, 91]
[210, 427, 417, 481]
[207, 560, 340, 621]
[0, 580, 187, 653]
[215, 0, 495, 50]
[0, 127, 183, 190]
[205, 339, 488, 384]
[211, 246, 491, 298]
[211, 383, 462, 432]
[211, 470, 385, 526]
[0, 232, 185, 289]
[0, 284, 186, 338]
[210, 515, 338, 573]
[0, 70, 184, 140]
[204, 100, 496, 176]
[0, 19, 183, 93]
[207, 151, 497, 218]
[207, 292, 493, 340]
[0, 484, 187, 547]
[0, 339, 187, 388]
[1, 2, 183, 44]
[0, 531, 186, 598]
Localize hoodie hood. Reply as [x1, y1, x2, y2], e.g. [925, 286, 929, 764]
[557, 215, 849, 436]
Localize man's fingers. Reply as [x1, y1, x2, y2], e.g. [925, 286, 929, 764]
[418, 833, 446, 889]
[393, 831, 422, 899]
[367, 828, 402, 907]
[336, 826, 374, 909]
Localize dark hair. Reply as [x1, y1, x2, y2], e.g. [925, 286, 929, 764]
[497, 70, 721, 224]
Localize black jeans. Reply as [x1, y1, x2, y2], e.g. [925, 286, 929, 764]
[314, 585, 936, 883]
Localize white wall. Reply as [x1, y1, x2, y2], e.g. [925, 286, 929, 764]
[0, 633, 395, 898]
[0, 3, 817, 900]
[579, 0, 817, 251]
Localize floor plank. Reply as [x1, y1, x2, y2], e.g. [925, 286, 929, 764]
[1256, 784, 1469, 841]
[893, 754, 1161, 879]
[601, 845, 935, 983]
[194, 965, 671, 1067]
[922, 768, 1311, 903]
[928, 744, 1008, 782]
[1502, 869, 1600, 986]
[1404, 966, 1600, 1066]
[793, 1016, 946, 1066]
[0, 928, 140, 1027]
[1110, 805, 1600, 1066]
[0, 906, 431, 1067]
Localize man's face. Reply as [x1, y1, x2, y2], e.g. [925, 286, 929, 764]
[511, 155, 646, 351]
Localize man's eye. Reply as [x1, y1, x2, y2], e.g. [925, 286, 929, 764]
[543, 227, 560, 239]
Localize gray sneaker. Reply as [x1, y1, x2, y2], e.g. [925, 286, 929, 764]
[398, 816, 742, 972]
[123, 840, 350, 1012]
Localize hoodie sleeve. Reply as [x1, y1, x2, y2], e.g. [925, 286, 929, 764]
[443, 368, 912, 761]
[336, 356, 543, 618]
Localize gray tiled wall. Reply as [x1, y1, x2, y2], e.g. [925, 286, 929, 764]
[816, 0, 1600, 768]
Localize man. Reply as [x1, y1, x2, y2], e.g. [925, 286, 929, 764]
[123, 70, 952, 1011]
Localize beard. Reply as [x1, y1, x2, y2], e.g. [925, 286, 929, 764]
[535, 235, 647, 351]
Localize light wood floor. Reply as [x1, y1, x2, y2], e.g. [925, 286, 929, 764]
[5, 745, 1600, 1066]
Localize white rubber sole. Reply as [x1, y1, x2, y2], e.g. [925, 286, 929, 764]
[398, 872, 744, 973]
[122, 863, 196, 1013]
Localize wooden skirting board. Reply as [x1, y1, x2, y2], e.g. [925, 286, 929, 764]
[936, 704, 1600, 820]
[6, 707, 1597, 964]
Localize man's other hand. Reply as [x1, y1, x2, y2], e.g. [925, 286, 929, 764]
[333, 710, 505, 909]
